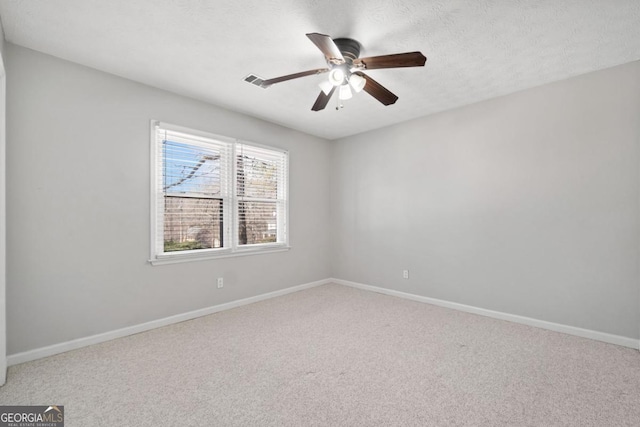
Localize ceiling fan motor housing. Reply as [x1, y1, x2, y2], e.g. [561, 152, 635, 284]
[333, 38, 361, 64]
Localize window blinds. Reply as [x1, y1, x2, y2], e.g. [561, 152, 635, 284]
[235, 143, 288, 246]
[154, 126, 232, 255]
[152, 122, 288, 261]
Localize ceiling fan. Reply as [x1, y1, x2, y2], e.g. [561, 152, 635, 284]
[245, 33, 427, 111]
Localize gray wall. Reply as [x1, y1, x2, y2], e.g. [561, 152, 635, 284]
[331, 61, 640, 339]
[5, 42, 640, 356]
[0, 19, 6, 382]
[6, 44, 332, 355]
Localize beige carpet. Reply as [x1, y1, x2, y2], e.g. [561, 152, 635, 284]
[1, 283, 639, 426]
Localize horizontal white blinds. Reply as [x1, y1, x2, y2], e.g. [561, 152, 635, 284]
[155, 127, 232, 254]
[160, 129, 231, 197]
[235, 143, 288, 246]
[153, 123, 288, 257]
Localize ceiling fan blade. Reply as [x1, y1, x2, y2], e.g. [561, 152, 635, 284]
[311, 87, 336, 111]
[353, 52, 426, 70]
[261, 68, 329, 87]
[354, 72, 398, 105]
[306, 33, 345, 64]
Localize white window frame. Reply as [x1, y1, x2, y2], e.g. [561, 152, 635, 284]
[150, 121, 289, 265]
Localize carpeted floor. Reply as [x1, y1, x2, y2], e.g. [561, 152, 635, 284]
[1, 283, 639, 426]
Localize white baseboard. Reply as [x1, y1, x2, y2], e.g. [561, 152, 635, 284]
[7, 278, 331, 366]
[331, 278, 640, 350]
[8, 276, 639, 366]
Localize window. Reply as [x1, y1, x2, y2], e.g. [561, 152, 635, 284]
[150, 122, 288, 264]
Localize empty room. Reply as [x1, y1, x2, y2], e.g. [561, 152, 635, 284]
[0, 1, 639, 426]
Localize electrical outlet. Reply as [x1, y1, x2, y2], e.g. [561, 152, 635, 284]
[402, 270, 409, 279]
[217, 277, 224, 288]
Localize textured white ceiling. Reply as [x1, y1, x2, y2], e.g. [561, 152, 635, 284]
[1, 0, 639, 140]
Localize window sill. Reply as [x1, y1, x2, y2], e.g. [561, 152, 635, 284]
[149, 246, 291, 266]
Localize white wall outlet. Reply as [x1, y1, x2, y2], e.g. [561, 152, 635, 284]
[402, 270, 409, 279]
[217, 277, 224, 288]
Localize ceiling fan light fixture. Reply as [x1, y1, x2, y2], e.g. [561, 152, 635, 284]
[250, 33, 426, 111]
[349, 74, 366, 93]
[318, 80, 333, 95]
[339, 84, 353, 100]
[328, 68, 345, 86]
